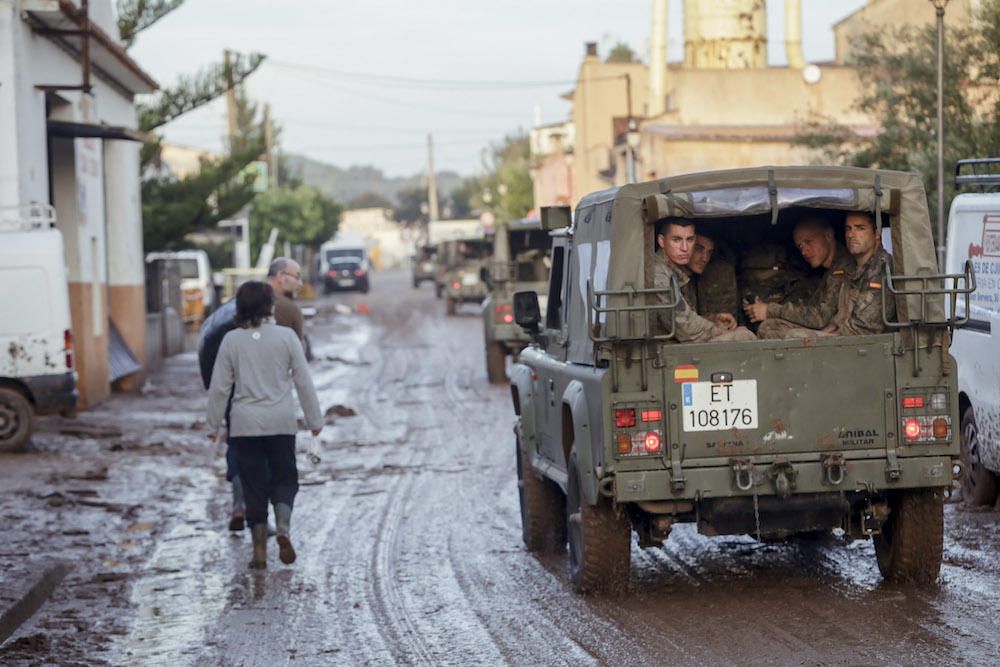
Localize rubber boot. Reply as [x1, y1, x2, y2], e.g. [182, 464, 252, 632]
[229, 476, 246, 532]
[249, 524, 268, 569]
[274, 502, 296, 565]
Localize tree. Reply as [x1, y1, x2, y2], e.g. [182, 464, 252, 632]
[393, 185, 441, 223]
[605, 42, 638, 64]
[795, 0, 1000, 237]
[448, 176, 481, 219]
[479, 133, 534, 221]
[249, 185, 343, 263]
[116, 0, 183, 49]
[348, 191, 394, 210]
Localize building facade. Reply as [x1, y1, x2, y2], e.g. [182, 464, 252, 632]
[0, 0, 157, 407]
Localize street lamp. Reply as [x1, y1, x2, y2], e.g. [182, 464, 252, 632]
[625, 118, 641, 184]
[930, 0, 950, 270]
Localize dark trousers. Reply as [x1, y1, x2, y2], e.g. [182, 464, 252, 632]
[230, 435, 298, 527]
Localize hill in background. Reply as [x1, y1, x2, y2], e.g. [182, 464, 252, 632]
[283, 153, 463, 206]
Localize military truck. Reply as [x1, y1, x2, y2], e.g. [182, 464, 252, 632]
[441, 236, 492, 316]
[482, 217, 552, 383]
[510, 166, 973, 593]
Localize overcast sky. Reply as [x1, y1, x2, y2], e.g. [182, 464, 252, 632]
[129, 0, 867, 178]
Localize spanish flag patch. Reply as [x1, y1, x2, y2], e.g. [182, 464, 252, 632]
[674, 365, 699, 383]
[869, 281, 882, 289]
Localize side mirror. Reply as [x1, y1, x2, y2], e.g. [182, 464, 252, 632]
[541, 206, 572, 231]
[513, 290, 541, 334]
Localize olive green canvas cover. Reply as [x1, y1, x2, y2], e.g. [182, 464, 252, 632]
[568, 166, 941, 365]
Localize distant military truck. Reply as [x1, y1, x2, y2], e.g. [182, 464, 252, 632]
[441, 237, 492, 315]
[482, 217, 553, 383]
[510, 166, 973, 593]
[412, 244, 437, 288]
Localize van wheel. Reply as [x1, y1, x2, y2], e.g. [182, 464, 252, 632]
[566, 447, 631, 594]
[516, 431, 566, 553]
[873, 489, 943, 584]
[960, 406, 999, 506]
[0, 387, 35, 453]
[446, 297, 456, 316]
[486, 342, 506, 384]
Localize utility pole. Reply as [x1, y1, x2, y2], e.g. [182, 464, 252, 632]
[263, 102, 277, 188]
[930, 0, 951, 270]
[427, 133, 439, 222]
[224, 49, 238, 142]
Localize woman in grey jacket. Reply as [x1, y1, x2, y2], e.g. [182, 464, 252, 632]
[207, 281, 323, 569]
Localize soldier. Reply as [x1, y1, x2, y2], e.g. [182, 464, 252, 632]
[825, 212, 896, 335]
[688, 229, 740, 328]
[654, 218, 756, 343]
[744, 216, 853, 339]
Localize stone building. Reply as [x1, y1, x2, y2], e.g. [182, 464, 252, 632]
[0, 0, 157, 407]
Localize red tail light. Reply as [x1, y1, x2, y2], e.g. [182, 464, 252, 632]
[64, 329, 74, 370]
[354, 268, 365, 277]
[326, 270, 336, 277]
[902, 396, 925, 409]
[451, 280, 461, 289]
[903, 418, 921, 441]
[641, 409, 662, 422]
[644, 431, 662, 453]
[495, 304, 513, 324]
[615, 408, 635, 428]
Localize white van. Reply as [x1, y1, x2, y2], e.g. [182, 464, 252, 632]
[0, 205, 78, 452]
[145, 249, 217, 322]
[946, 158, 1000, 505]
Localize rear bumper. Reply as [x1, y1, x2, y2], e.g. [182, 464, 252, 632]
[490, 322, 530, 345]
[446, 284, 487, 302]
[21, 372, 78, 415]
[613, 454, 955, 503]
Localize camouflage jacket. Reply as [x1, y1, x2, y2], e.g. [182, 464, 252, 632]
[834, 247, 896, 336]
[765, 244, 853, 329]
[653, 254, 724, 342]
[696, 257, 739, 318]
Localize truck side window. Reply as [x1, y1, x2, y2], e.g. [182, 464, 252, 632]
[545, 246, 565, 330]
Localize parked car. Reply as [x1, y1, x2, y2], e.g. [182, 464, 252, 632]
[946, 158, 1000, 506]
[324, 258, 371, 293]
[0, 205, 78, 452]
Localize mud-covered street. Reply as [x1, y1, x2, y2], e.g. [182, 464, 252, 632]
[2, 269, 1000, 666]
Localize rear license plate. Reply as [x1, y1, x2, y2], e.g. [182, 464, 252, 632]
[338, 279, 355, 287]
[461, 273, 478, 286]
[682, 380, 758, 432]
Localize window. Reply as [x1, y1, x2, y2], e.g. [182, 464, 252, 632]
[545, 246, 565, 330]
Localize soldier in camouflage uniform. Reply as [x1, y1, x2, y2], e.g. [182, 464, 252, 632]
[827, 213, 896, 336]
[689, 229, 740, 326]
[744, 217, 853, 340]
[654, 219, 755, 343]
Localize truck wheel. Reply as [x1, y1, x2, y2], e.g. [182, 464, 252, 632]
[516, 431, 566, 553]
[446, 297, 456, 316]
[873, 489, 944, 584]
[566, 447, 631, 594]
[0, 387, 35, 453]
[435, 284, 443, 299]
[960, 406, 999, 506]
[486, 342, 506, 384]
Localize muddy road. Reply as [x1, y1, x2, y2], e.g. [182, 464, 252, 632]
[3, 269, 1000, 666]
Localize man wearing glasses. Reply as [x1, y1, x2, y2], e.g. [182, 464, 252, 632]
[267, 257, 305, 345]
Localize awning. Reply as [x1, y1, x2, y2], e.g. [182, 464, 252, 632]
[23, 0, 158, 95]
[47, 120, 147, 142]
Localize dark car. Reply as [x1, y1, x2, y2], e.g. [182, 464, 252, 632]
[323, 258, 371, 294]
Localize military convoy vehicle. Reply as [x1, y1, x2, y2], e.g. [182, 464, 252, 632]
[440, 237, 492, 315]
[482, 217, 552, 383]
[510, 166, 973, 593]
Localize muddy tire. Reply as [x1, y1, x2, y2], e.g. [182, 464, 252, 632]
[516, 431, 566, 553]
[0, 386, 35, 453]
[486, 342, 506, 384]
[873, 489, 944, 584]
[446, 297, 456, 316]
[960, 406, 999, 507]
[566, 447, 631, 594]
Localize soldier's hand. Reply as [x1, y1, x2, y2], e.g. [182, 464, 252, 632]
[743, 298, 768, 323]
[710, 313, 737, 330]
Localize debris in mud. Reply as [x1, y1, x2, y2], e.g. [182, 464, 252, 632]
[3, 633, 51, 652]
[325, 405, 357, 417]
[323, 355, 370, 366]
[55, 467, 109, 482]
[58, 421, 123, 439]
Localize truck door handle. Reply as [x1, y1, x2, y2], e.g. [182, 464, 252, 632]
[548, 379, 555, 406]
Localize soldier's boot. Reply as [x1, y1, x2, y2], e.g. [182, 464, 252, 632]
[274, 502, 296, 565]
[229, 476, 246, 532]
[249, 524, 268, 569]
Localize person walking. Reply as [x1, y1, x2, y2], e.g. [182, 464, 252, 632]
[207, 281, 323, 569]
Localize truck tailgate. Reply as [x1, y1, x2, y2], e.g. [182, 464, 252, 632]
[664, 338, 895, 461]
